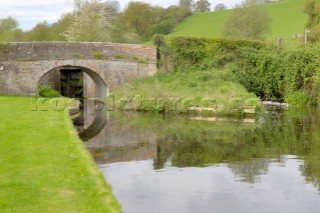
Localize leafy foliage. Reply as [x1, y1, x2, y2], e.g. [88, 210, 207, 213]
[63, 0, 114, 42]
[112, 66, 259, 113]
[112, 4, 192, 43]
[171, 36, 320, 104]
[152, 34, 173, 71]
[18, 13, 73, 42]
[38, 84, 61, 97]
[214, 3, 228, 11]
[0, 16, 18, 32]
[304, 0, 320, 28]
[0, 16, 22, 42]
[179, 0, 194, 12]
[120, 2, 158, 38]
[194, 0, 211, 12]
[24, 21, 52, 41]
[171, 37, 264, 70]
[222, 0, 271, 40]
[304, 0, 320, 43]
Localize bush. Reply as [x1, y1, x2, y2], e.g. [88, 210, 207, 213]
[112, 68, 261, 114]
[308, 24, 320, 43]
[169, 36, 320, 104]
[38, 84, 61, 97]
[171, 37, 264, 70]
[286, 92, 309, 105]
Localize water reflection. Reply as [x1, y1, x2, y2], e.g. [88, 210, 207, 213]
[100, 157, 319, 213]
[228, 158, 273, 183]
[79, 107, 320, 213]
[79, 100, 106, 141]
[73, 99, 107, 141]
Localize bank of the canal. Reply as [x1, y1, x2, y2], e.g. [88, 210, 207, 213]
[0, 95, 122, 213]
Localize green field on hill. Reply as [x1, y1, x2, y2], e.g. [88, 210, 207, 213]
[169, 0, 308, 39]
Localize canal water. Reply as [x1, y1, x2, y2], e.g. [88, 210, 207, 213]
[76, 102, 320, 213]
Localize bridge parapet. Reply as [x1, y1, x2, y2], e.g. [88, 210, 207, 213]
[0, 42, 156, 63]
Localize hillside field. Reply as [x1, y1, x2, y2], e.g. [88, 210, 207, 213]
[168, 0, 308, 39]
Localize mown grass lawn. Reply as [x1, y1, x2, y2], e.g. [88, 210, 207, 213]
[0, 96, 122, 213]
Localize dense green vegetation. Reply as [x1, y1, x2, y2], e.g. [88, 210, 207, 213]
[170, 37, 320, 104]
[0, 96, 122, 213]
[222, 0, 272, 40]
[304, 0, 320, 43]
[0, 0, 192, 43]
[113, 34, 320, 114]
[112, 69, 260, 113]
[38, 84, 61, 97]
[305, 0, 320, 28]
[170, 0, 308, 39]
[0, 17, 22, 42]
[114, 35, 320, 111]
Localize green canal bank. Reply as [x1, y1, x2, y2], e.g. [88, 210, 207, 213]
[0, 95, 122, 213]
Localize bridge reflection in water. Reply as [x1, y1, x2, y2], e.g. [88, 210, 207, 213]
[73, 99, 158, 164]
[78, 100, 107, 142]
[74, 105, 320, 213]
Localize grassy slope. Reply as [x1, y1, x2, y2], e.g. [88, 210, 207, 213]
[169, 0, 307, 39]
[113, 69, 259, 112]
[0, 96, 122, 213]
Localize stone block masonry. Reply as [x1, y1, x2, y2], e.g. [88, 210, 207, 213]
[0, 42, 157, 98]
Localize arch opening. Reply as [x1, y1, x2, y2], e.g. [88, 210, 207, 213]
[38, 65, 108, 140]
[38, 65, 107, 100]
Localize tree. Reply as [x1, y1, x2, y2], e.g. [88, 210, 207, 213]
[222, 0, 271, 40]
[25, 21, 52, 41]
[105, 0, 121, 16]
[304, 0, 320, 28]
[308, 24, 320, 43]
[304, 0, 320, 43]
[179, 0, 194, 10]
[63, 0, 115, 42]
[194, 0, 211, 12]
[152, 5, 193, 35]
[50, 13, 74, 41]
[0, 16, 22, 42]
[0, 16, 18, 32]
[121, 2, 157, 38]
[214, 3, 227, 11]
[111, 3, 193, 43]
[179, 0, 194, 14]
[21, 12, 73, 42]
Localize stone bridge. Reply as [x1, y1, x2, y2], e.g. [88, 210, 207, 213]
[0, 42, 157, 99]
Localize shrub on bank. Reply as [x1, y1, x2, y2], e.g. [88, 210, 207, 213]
[38, 84, 61, 97]
[170, 36, 320, 105]
[112, 69, 261, 114]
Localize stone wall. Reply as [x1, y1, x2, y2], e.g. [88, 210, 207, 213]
[0, 42, 157, 98]
[0, 42, 157, 62]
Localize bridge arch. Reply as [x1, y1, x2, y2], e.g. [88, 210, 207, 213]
[38, 65, 107, 99]
[0, 42, 157, 97]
